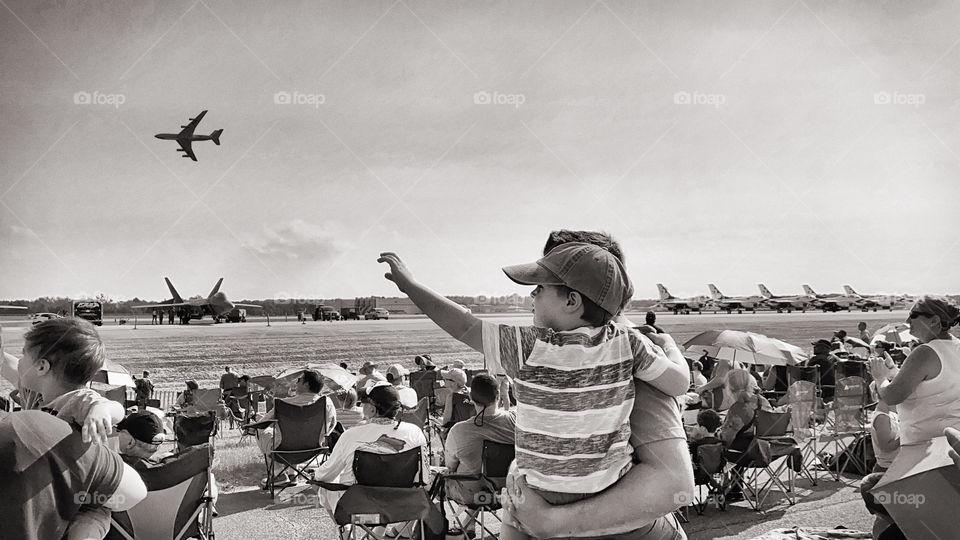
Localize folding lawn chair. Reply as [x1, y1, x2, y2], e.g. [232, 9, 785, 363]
[442, 440, 515, 538]
[822, 376, 871, 481]
[174, 412, 218, 455]
[409, 371, 440, 405]
[247, 396, 332, 498]
[787, 380, 822, 485]
[311, 447, 443, 540]
[724, 409, 798, 511]
[689, 439, 726, 515]
[400, 397, 438, 463]
[107, 444, 215, 540]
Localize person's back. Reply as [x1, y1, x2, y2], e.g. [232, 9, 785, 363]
[898, 335, 960, 444]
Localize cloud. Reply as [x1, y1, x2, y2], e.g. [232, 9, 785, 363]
[243, 220, 351, 261]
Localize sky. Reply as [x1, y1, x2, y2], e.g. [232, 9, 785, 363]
[1, 0, 959, 302]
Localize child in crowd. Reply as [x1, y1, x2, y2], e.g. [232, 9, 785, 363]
[1, 319, 127, 539]
[378, 243, 689, 539]
[690, 360, 707, 389]
[688, 409, 722, 442]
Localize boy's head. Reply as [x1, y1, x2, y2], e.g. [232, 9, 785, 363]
[543, 230, 624, 263]
[696, 409, 722, 433]
[469, 374, 500, 408]
[504, 242, 633, 330]
[20, 318, 105, 390]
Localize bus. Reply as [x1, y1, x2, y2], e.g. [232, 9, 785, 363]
[73, 300, 103, 326]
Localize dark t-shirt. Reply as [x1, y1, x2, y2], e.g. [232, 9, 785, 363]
[0, 410, 124, 540]
[220, 372, 238, 391]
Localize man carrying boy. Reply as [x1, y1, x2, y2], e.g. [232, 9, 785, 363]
[379, 242, 691, 539]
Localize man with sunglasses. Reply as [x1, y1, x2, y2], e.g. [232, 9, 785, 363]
[444, 373, 516, 537]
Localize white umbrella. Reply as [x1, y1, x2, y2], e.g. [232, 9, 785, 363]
[684, 330, 806, 366]
[872, 323, 916, 346]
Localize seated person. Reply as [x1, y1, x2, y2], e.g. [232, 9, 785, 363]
[690, 360, 707, 389]
[413, 354, 436, 371]
[333, 388, 364, 430]
[860, 385, 902, 540]
[256, 370, 337, 489]
[444, 374, 516, 536]
[695, 357, 740, 411]
[356, 361, 386, 391]
[440, 368, 470, 429]
[717, 369, 772, 447]
[1, 410, 147, 540]
[386, 364, 419, 409]
[174, 380, 200, 410]
[313, 383, 428, 523]
[116, 410, 169, 468]
[688, 408, 721, 442]
[805, 339, 839, 401]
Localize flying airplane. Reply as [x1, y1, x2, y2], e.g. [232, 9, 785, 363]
[843, 286, 897, 311]
[133, 278, 260, 323]
[155, 110, 222, 161]
[757, 284, 811, 312]
[802, 285, 862, 312]
[706, 284, 763, 313]
[655, 284, 706, 314]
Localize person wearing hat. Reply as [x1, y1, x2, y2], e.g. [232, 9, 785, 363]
[413, 354, 436, 371]
[116, 410, 167, 468]
[385, 363, 418, 409]
[440, 368, 471, 430]
[378, 243, 689, 539]
[832, 330, 848, 353]
[805, 339, 840, 401]
[356, 361, 386, 391]
[313, 382, 427, 524]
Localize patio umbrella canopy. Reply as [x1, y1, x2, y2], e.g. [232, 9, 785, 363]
[90, 357, 135, 388]
[276, 363, 357, 392]
[684, 330, 807, 366]
[871, 323, 917, 346]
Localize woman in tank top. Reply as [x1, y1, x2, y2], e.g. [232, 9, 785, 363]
[869, 296, 960, 445]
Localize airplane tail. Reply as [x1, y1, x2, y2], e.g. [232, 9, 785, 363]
[656, 283, 672, 301]
[708, 284, 723, 299]
[843, 285, 858, 296]
[758, 284, 773, 298]
[209, 278, 224, 298]
[211, 129, 222, 146]
[803, 284, 817, 296]
[165, 278, 184, 303]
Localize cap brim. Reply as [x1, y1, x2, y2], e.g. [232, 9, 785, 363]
[502, 262, 564, 286]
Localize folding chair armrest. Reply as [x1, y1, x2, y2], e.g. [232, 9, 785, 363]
[242, 419, 276, 430]
[307, 480, 350, 491]
[443, 472, 482, 482]
[271, 445, 328, 455]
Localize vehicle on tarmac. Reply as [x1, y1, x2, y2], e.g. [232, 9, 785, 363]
[313, 305, 342, 321]
[73, 301, 103, 326]
[340, 308, 361, 320]
[364, 308, 390, 320]
[225, 308, 247, 322]
[31, 312, 64, 324]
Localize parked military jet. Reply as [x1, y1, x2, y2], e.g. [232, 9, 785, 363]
[655, 284, 706, 314]
[133, 278, 259, 323]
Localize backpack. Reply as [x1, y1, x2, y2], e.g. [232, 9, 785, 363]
[826, 432, 876, 475]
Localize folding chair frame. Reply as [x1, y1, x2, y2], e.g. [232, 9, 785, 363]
[822, 376, 871, 482]
[725, 454, 796, 511]
[442, 440, 514, 538]
[786, 380, 823, 486]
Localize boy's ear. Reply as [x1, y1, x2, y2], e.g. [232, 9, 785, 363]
[35, 358, 52, 375]
[565, 290, 584, 314]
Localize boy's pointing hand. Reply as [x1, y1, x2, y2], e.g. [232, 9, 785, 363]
[377, 252, 415, 293]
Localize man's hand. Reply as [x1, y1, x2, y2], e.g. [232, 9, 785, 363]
[946, 427, 960, 470]
[645, 332, 677, 351]
[82, 402, 115, 444]
[502, 474, 550, 537]
[377, 252, 416, 294]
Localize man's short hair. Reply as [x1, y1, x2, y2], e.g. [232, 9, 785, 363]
[544, 230, 624, 263]
[469, 374, 499, 406]
[301, 370, 323, 393]
[142, 371, 149, 377]
[697, 409, 722, 433]
[24, 318, 105, 386]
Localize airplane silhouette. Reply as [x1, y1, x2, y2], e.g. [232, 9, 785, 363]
[133, 278, 259, 323]
[155, 110, 222, 161]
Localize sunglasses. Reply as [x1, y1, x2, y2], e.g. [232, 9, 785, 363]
[908, 311, 935, 319]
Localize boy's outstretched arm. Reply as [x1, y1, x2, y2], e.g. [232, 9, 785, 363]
[378, 252, 483, 353]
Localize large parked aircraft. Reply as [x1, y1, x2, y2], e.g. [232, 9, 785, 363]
[0, 305, 27, 310]
[757, 284, 811, 312]
[802, 285, 862, 312]
[706, 284, 763, 313]
[656, 284, 706, 314]
[843, 286, 897, 311]
[133, 278, 260, 323]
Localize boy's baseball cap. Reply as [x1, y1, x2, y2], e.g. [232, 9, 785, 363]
[359, 381, 401, 410]
[442, 368, 467, 387]
[117, 410, 164, 444]
[502, 242, 633, 316]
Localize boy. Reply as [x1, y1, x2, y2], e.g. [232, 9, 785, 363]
[688, 408, 722, 441]
[378, 243, 689, 539]
[2, 319, 127, 539]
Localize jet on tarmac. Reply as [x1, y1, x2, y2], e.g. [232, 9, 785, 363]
[757, 284, 811, 312]
[802, 285, 862, 312]
[655, 284, 706, 314]
[707, 284, 763, 313]
[843, 286, 898, 311]
[155, 110, 222, 161]
[133, 278, 259, 323]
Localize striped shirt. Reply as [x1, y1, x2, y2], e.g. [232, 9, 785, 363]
[481, 320, 671, 494]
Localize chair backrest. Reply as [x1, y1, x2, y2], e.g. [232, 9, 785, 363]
[409, 370, 439, 400]
[174, 413, 217, 452]
[353, 447, 423, 487]
[755, 409, 790, 437]
[787, 380, 817, 440]
[465, 368, 487, 385]
[836, 361, 869, 380]
[696, 442, 726, 476]
[834, 376, 868, 432]
[109, 445, 211, 540]
[190, 388, 222, 413]
[481, 440, 515, 479]
[398, 397, 429, 429]
[274, 396, 329, 459]
[787, 365, 820, 386]
[449, 393, 476, 426]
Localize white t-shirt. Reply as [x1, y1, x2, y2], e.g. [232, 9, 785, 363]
[313, 417, 428, 486]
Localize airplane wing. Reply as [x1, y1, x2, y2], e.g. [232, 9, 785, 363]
[132, 302, 192, 309]
[233, 303, 262, 309]
[177, 140, 197, 161]
[176, 110, 207, 138]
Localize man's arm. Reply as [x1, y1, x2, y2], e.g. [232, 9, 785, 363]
[378, 253, 482, 352]
[505, 438, 693, 537]
[103, 462, 147, 511]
